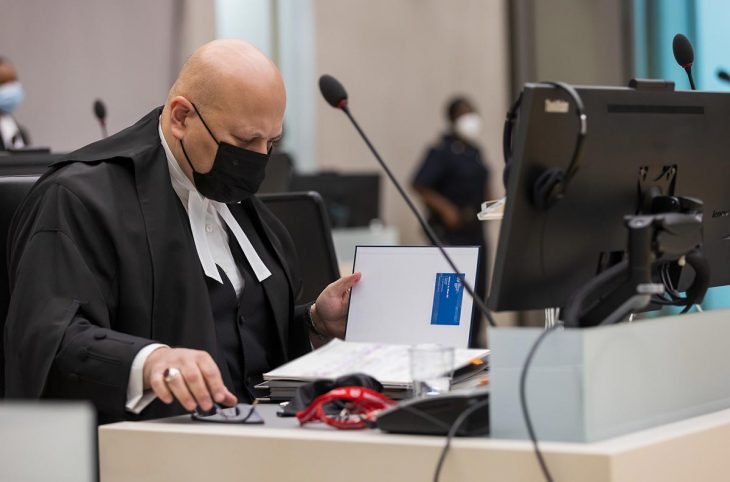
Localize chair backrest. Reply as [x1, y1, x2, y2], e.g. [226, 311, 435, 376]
[0, 174, 41, 396]
[257, 191, 340, 303]
[0, 153, 63, 176]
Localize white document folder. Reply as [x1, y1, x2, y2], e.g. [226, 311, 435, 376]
[345, 246, 480, 348]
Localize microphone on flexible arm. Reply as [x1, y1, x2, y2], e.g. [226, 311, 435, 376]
[93, 99, 108, 138]
[717, 69, 730, 83]
[672, 34, 696, 90]
[318, 74, 497, 328]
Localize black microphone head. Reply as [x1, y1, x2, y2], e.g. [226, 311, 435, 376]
[718, 70, 730, 82]
[319, 74, 348, 109]
[672, 34, 694, 68]
[93, 99, 106, 121]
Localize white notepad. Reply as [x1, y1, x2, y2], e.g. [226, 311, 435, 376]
[345, 246, 480, 348]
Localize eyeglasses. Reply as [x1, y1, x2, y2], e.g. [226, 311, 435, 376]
[191, 400, 262, 424]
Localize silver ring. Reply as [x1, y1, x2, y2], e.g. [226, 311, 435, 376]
[163, 367, 181, 383]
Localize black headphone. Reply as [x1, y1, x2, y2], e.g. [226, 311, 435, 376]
[503, 81, 588, 210]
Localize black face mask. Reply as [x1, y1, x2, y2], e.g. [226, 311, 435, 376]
[180, 102, 271, 203]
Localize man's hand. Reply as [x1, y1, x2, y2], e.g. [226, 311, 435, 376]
[311, 272, 362, 339]
[143, 347, 237, 412]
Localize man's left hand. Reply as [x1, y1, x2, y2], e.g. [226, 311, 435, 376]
[311, 272, 362, 339]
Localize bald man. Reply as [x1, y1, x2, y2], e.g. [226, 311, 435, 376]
[4, 40, 359, 423]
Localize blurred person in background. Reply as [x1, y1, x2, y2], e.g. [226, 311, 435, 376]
[0, 57, 29, 150]
[412, 96, 492, 346]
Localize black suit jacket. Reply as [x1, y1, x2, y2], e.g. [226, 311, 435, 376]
[4, 108, 311, 422]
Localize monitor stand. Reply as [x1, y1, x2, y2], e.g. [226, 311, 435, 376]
[562, 195, 707, 327]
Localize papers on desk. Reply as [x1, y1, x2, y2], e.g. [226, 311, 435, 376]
[258, 338, 489, 400]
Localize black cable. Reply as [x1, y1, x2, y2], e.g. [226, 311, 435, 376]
[657, 262, 698, 313]
[432, 397, 491, 482]
[519, 323, 562, 482]
[661, 264, 683, 301]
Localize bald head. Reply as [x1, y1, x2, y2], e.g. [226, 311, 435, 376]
[162, 39, 286, 182]
[168, 39, 285, 111]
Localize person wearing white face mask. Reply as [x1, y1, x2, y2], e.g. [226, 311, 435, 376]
[0, 57, 29, 150]
[412, 96, 492, 347]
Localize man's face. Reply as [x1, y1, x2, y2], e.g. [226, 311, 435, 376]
[177, 88, 284, 174]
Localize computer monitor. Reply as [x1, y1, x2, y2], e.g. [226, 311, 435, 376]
[289, 172, 380, 227]
[489, 83, 730, 313]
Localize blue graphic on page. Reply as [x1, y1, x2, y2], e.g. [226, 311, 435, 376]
[430, 272, 465, 326]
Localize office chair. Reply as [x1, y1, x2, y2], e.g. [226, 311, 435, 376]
[0, 174, 41, 396]
[258, 191, 341, 303]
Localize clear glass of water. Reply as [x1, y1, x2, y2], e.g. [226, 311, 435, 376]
[409, 344, 455, 397]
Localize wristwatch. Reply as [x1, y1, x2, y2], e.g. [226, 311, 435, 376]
[305, 302, 328, 339]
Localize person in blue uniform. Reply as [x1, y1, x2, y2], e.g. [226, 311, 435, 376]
[412, 96, 491, 346]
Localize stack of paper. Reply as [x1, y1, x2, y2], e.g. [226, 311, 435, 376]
[257, 339, 489, 400]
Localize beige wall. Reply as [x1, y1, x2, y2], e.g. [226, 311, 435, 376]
[312, 0, 511, 247]
[533, 0, 628, 86]
[0, 0, 180, 152]
[510, 0, 630, 93]
[176, 0, 217, 69]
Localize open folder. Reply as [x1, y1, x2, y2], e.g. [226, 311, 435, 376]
[345, 246, 480, 348]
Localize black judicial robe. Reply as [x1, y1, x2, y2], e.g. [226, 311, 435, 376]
[4, 107, 311, 422]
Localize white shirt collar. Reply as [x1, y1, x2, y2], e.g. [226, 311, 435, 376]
[0, 114, 23, 149]
[158, 120, 271, 284]
[160, 124, 195, 202]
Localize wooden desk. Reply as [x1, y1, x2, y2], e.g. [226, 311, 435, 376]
[99, 404, 730, 481]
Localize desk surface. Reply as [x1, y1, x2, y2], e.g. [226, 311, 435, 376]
[99, 404, 730, 482]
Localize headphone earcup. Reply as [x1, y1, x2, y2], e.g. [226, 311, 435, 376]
[532, 168, 566, 210]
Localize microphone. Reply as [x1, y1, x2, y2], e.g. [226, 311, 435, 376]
[318, 74, 497, 328]
[672, 34, 696, 90]
[319, 75, 349, 109]
[717, 69, 730, 83]
[93, 99, 108, 138]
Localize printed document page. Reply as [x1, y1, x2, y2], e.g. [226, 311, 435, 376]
[345, 246, 479, 347]
[264, 338, 488, 387]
